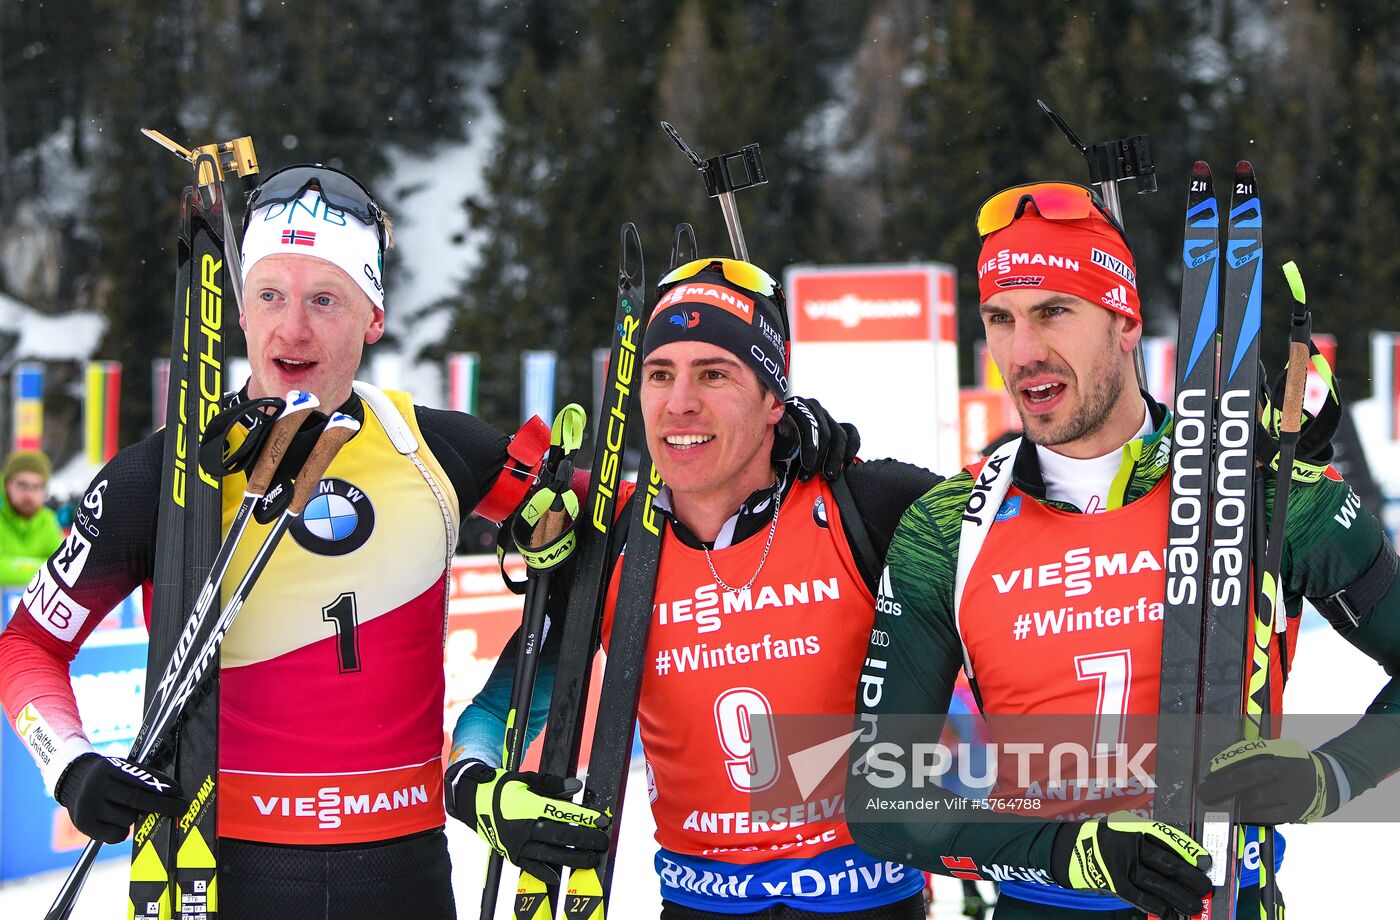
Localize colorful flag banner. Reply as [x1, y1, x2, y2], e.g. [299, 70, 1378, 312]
[448, 352, 480, 415]
[1370, 331, 1400, 442]
[84, 361, 122, 465]
[974, 341, 1005, 392]
[1305, 333, 1336, 417]
[521, 350, 557, 425]
[151, 358, 170, 431]
[12, 363, 43, 452]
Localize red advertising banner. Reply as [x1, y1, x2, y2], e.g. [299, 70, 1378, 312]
[789, 267, 949, 343]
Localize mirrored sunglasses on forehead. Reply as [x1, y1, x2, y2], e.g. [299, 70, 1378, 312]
[975, 181, 1126, 239]
[660, 257, 780, 298]
[244, 164, 387, 252]
[659, 256, 790, 339]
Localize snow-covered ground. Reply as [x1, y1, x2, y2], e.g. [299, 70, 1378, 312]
[0, 612, 1389, 918]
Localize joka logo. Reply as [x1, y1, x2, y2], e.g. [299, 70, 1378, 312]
[292, 478, 375, 555]
[1100, 285, 1133, 315]
[281, 229, 316, 246]
[669, 310, 700, 329]
[812, 495, 829, 529]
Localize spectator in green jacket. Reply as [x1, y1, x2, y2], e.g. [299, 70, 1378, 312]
[0, 450, 64, 588]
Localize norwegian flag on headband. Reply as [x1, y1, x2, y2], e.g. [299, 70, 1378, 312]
[281, 229, 316, 247]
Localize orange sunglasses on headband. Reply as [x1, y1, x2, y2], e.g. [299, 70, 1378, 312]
[975, 181, 1125, 239]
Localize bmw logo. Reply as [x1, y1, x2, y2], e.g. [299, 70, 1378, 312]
[812, 495, 829, 528]
[291, 478, 374, 555]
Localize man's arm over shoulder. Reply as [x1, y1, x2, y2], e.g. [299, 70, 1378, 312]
[848, 474, 1062, 881]
[0, 433, 163, 792]
[843, 459, 944, 574]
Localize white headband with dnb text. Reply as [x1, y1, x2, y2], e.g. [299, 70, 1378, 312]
[240, 189, 385, 312]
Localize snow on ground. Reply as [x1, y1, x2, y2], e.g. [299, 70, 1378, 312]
[1, 612, 1390, 917]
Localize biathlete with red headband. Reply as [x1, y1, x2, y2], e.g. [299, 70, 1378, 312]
[846, 181, 1400, 918]
[0, 164, 571, 919]
[450, 257, 946, 917]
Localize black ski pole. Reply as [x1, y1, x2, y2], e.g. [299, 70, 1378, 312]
[46, 407, 358, 920]
[480, 404, 586, 919]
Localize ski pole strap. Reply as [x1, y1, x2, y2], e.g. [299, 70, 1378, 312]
[476, 415, 552, 524]
[1314, 540, 1399, 634]
[511, 486, 580, 574]
[1255, 339, 1340, 484]
[198, 394, 287, 478]
[496, 404, 588, 588]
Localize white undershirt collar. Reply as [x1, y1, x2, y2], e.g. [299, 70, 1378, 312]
[1034, 400, 1152, 513]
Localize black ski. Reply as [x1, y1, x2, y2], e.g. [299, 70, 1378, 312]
[557, 223, 694, 920]
[128, 133, 260, 919]
[132, 161, 229, 920]
[515, 224, 647, 920]
[1156, 161, 1220, 834]
[1195, 161, 1265, 920]
[560, 446, 664, 920]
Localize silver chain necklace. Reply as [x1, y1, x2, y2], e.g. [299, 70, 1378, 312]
[702, 478, 783, 595]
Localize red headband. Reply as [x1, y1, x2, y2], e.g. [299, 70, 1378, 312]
[976, 209, 1141, 320]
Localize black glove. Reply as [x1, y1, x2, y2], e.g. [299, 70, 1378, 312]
[445, 760, 610, 886]
[1050, 811, 1213, 917]
[778, 395, 860, 481]
[1197, 738, 1339, 825]
[55, 753, 186, 844]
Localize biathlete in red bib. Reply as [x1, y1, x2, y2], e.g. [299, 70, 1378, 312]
[847, 181, 1400, 918]
[450, 258, 943, 917]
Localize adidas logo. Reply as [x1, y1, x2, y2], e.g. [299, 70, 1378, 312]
[875, 566, 902, 616]
[1100, 285, 1133, 315]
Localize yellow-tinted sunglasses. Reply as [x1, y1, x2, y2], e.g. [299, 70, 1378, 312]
[975, 181, 1125, 239]
[659, 257, 780, 298]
